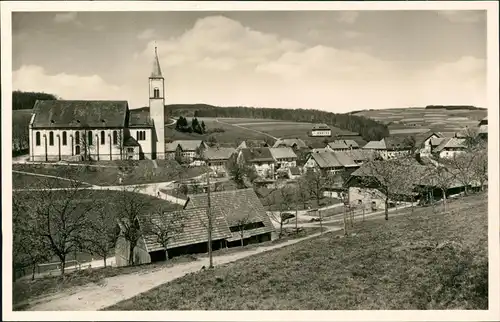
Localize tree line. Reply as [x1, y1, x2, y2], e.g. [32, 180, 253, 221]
[191, 106, 389, 141]
[13, 90, 58, 110]
[175, 116, 206, 134]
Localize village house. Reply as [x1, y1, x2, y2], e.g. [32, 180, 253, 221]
[326, 139, 359, 152]
[272, 138, 307, 150]
[165, 140, 207, 163]
[202, 147, 237, 173]
[303, 151, 359, 176]
[310, 123, 332, 137]
[432, 138, 467, 159]
[269, 147, 297, 172]
[185, 188, 275, 247]
[287, 166, 302, 180]
[29, 47, 166, 162]
[345, 160, 426, 211]
[362, 137, 412, 160]
[237, 140, 270, 150]
[415, 132, 445, 157]
[237, 147, 276, 179]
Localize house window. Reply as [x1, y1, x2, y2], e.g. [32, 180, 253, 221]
[153, 88, 160, 98]
[35, 132, 41, 146]
[101, 131, 105, 145]
[88, 131, 93, 146]
[75, 131, 80, 144]
[62, 131, 67, 146]
[49, 131, 54, 146]
[113, 131, 118, 145]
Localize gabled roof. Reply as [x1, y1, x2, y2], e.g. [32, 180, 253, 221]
[165, 140, 204, 152]
[383, 136, 413, 150]
[414, 131, 444, 147]
[433, 138, 467, 153]
[343, 140, 359, 148]
[312, 123, 330, 130]
[139, 207, 232, 252]
[203, 147, 236, 160]
[311, 148, 330, 153]
[185, 188, 275, 239]
[128, 109, 154, 128]
[272, 138, 307, 149]
[308, 151, 357, 168]
[363, 140, 386, 150]
[347, 149, 375, 162]
[327, 140, 349, 150]
[430, 137, 445, 146]
[31, 100, 129, 128]
[239, 148, 275, 163]
[123, 136, 140, 147]
[289, 166, 301, 175]
[270, 147, 297, 160]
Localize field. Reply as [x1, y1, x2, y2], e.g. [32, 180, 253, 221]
[352, 108, 487, 135]
[107, 193, 488, 310]
[12, 160, 208, 187]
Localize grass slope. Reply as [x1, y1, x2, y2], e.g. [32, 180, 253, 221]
[108, 193, 488, 310]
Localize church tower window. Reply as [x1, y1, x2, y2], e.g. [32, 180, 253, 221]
[153, 88, 160, 98]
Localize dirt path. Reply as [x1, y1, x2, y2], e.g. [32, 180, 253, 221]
[216, 118, 279, 140]
[24, 225, 340, 311]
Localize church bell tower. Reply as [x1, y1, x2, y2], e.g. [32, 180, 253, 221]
[149, 45, 165, 159]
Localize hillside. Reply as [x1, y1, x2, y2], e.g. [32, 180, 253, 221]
[108, 193, 488, 310]
[352, 106, 487, 135]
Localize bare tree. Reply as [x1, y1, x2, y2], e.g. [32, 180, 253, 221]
[143, 207, 186, 260]
[295, 177, 310, 210]
[304, 170, 334, 231]
[444, 151, 477, 195]
[18, 169, 98, 276]
[472, 142, 488, 191]
[234, 214, 252, 247]
[358, 158, 410, 220]
[12, 193, 51, 280]
[115, 186, 151, 266]
[268, 185, 296, 238]
[422, 165, 456, 212]
[82, 203, 118, 268]
[227, 155, 256, 189]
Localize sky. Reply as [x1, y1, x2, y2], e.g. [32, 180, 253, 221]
[12, 10, 487, 112]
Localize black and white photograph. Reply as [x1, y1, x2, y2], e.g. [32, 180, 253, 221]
[1, 1, 499, 320]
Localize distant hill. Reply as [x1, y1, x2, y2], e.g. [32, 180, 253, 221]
[425, 105, 486, 111]
[12, 90, 58, 110]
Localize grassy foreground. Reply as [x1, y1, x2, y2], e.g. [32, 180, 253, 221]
[107, 193, 488, 310]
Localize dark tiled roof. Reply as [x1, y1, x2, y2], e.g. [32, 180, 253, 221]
[123, 136, 140, 147]
[240, 148, 275, 163]
[139, 207, 231, 252]
[128, 109, 153, 128]
[383, 136, 413, 150]
[203, 147, 237, 160]
[32, 100, 128, 128]
[272, 138, 307, 149]
[185, 188, 275, 237]
[270, 147, 297, 160]
[309, 151, 357, 168]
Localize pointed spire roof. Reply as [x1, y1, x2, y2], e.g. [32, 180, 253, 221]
[150, 44, 163, 78]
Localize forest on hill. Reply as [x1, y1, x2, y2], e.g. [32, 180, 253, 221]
[12, 90, 58, 110]
[425, 105, 486, 111]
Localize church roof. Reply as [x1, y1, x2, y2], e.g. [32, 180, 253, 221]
[150, 46, 163, 78]
[128, 109, 154, 128]
[31, 100, 128, 129]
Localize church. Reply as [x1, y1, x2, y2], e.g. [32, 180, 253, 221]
[28, 47, 166, 161]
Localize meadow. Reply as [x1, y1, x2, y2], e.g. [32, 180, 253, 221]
[107, 192, 488, 310]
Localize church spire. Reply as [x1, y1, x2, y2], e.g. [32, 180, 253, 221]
[150, 42, 163, 78]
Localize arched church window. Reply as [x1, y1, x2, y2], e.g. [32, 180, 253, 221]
[49, 131, 54, 146]
[113, 131, 118, 145]
[88, 131, 93, 146]
[75, 146, 80, 155]
[154, 88, 160, 98]
[62, 131, 67, 146]
[75, 131, 80, 144]
[101, 131, 105, 145]
[35, 132, 41, 146]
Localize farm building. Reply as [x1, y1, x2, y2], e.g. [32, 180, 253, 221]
[202, 147, 237, 173]
[114, 207, 232, 266]
[310, 124, 332, 137]
[270, 147, 297, 171]
[477, 116, 488, 140]
[414, 132, 445, 157]
[29, 47, 166, 162]
[303, 151, 359, 176]
[237, 140, 270, 150]
[326, 140, 359, 151]
[185, 188, 275, 247]
[345, 160, 426, 211]
[237, 147, 276, 179]
[361, 137, 412, 160]
[432, 138, 467, 159]
[272, 138, 307, 150]
[115, 189, 276, 266]
[165, 140, 207, 163]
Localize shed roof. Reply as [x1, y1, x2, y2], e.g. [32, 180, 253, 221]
[185, 188, 274, 237]
[139, 207, 232, 252]
[31, 100, 128, 128]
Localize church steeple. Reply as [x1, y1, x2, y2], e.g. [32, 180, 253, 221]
[150, 44, 163, 78]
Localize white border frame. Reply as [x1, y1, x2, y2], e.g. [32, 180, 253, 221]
[2, 1, 499, 321]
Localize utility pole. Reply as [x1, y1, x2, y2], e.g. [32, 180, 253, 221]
[206, 171, 213, 268]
